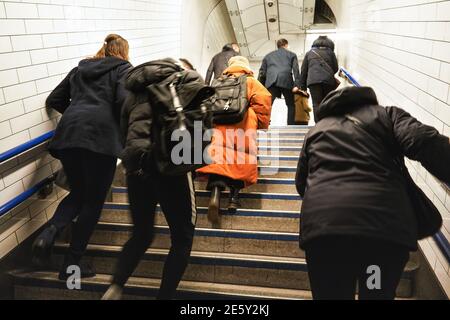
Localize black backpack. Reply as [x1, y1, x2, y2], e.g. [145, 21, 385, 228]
[211, 74, 249, 125]
[146, 61, 215, 176]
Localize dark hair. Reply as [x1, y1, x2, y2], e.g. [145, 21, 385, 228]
[179, 58, 195, 71]
[277, 39, 289, 49]
[94, 34, 129, 61]
[222, 43, 234, 51]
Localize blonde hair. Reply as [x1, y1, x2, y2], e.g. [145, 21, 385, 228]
[94, 34, 129, 61]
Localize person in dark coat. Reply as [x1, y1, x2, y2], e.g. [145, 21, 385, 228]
[32, 34, 132, 280]
[102, 59, 208, 300]
[205, 43, 239, 85]
[296, 86, 450, 300]
[259, 39, 301, 125]
[300, 35, 339, 122]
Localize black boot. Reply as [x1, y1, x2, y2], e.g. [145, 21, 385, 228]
[58, 251, 96, 281]
[207, 187, 221, 224]
[32, 224, 58, 269]
[228, 187, 241, 213]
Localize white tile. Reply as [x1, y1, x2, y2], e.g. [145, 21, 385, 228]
[0, 233, 18, 260]
[23, 93, 47, 113]
[437, 1, 450, 21]
[0, 2, 5, 19]
[47, 59, 75, 76]
[0, 100, 25, 122]
[0, 121, 11, 140]
[11, 35, 43, 51]
[432, 41, 450, 63]
[2, 161, 37, 187]
[0, 69, 19, 88]
[5, 3, 39, 19]
[435, 101, 450, 126]
[0, 20, 26, 36]
[42, 33, 68, 48]
[28, 196, 56, 218]
[24, 20, 54, 34]
[16, 211, 48, 244]
[0, 36, 12, 53]
[29, 120, 56, 139]
[30, 48, 58, 65]
[17, 64, 48, 83]
[434, 260, 450, 297]
[3, 81, 37, 103]
[0, 131, 30, 154]
[0, 51, 31, 71]
[35, 75, 61, 94]
[22, 164, 52, 190]
[0, 181, 25, 207]
[38, 4, 65, 19]
[0, 89, 4, 105]
[10, 110, 43, 134]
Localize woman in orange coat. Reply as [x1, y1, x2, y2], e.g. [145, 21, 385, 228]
[197, 56, 272, 224]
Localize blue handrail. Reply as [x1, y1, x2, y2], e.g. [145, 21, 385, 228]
[0, 131, 55, 164]
[0, 175, 55, 218]
[340, 67, 362, 87]
[341, 66, 450, 264]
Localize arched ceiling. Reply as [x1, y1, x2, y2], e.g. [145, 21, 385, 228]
[225, 0, 336, 60]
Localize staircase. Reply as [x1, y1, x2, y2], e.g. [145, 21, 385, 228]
[10, 126, 419, 300]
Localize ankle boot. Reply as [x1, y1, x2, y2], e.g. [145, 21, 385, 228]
[207, 187, 221, 224]
[32, 224, 58, 269]
[228, 187, 241, 213]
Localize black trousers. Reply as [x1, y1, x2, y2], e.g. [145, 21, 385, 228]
[268, 86, 296, 126]
[207, 174, 244, 191]
[49, 148, 117, 257]
[305, 236, 410, 300]
[308, 84, 336, 122]
[112, 172, 197, 300]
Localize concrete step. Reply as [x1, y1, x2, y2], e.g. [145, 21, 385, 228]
[111, 187, 302, 211]
[11, 271, 312, 300]
[89, 222, 304, 259]
[101, 204, 301, 233]
[49, 244, 417, 298]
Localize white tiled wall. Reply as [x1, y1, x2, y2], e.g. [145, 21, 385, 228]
[0, 0, 182, 260]
[333, 0, 450, 297]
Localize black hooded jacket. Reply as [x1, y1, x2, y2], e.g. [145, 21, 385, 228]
[205, 44, 238, 85]
[296, 87, 450, 250]
[299, 36, 339, 90]
[121, 58, 213, 176]
[47, 56, 132, 158]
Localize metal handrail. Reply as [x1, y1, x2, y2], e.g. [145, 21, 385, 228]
[0, 175, 55, 218]
[0, 131, 55, 164]
[340, 66, 450, 264]
[0, 131, 56, 218]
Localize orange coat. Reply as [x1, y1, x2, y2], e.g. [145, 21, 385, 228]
[197, 66, 272, 187]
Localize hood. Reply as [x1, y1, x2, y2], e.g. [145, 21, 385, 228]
[126, 58, 183, 92]
[316, 86, 379, 122]
[78, 56, 129, 79]
[312, 36, 335, 51]
[224, 65, 254, 76]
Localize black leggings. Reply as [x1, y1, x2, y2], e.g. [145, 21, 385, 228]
[112, 172, 197, 300]
[305, 236, 410, 300]
[49, 148, 117, 257]
[308, 83, 336, 122]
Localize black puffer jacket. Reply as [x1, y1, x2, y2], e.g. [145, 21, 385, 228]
[205, 45, 238, 85]
[47, 57, 132, 158]
[121, 58, 212, 175]
[299, 36, 338, 91]
[296, 87, 450, 250]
